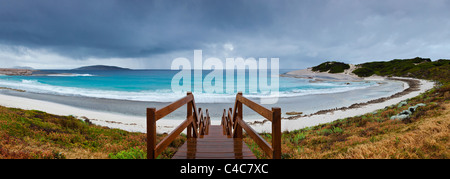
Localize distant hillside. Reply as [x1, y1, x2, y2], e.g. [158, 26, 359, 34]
[311, 57, 450, 83]
[12, 66, 34, 70]
[73, 65, 131, 71]
[352, 57, 450, 82]
[311, 61, 350, 73]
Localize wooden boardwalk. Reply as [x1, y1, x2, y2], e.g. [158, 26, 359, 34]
[172, 125, 256, 159]
[147, 92, 281, 159]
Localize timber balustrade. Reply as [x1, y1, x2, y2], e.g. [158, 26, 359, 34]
[146, 92, 209, 159]
[147, 91, 281, 159]
[221, 92, 282, 159]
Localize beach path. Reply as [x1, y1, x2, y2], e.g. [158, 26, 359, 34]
[148, 92, 280, 159]
[172, 125, 256, 159]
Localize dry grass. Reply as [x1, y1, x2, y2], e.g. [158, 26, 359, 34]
[0, 106, 183, 159]
[246, 98, 449, 159]
[335, 102, 449, 159]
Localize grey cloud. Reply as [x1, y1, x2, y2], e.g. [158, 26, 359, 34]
[0, 0, 449, 69]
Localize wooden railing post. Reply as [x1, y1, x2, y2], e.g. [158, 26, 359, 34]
[187, 92, 193, 139]
[272, 107, 281, 159]
[221, 109, 227, 135]
[147, 108, 156, 159]
[235, 92, 243, 139]
[222, 92, 282, 159]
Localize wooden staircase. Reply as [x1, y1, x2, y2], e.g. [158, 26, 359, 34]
[172, 125, 256, 159]
[146, 92, 281, 159]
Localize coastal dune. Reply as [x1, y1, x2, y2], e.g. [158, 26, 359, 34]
[283, 65, 362, 82]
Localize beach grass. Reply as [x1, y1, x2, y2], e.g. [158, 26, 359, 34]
[0, 106, 184, 159]
[244, 82, 449, 159]
[244, 58, 450, 159]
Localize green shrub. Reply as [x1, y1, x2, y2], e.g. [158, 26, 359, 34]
[109, 147, 146, 159]
[292, 132, 307, 144]
[332, 127, 344, 134]
[352, 67, 375, 77]
[312, 61, 350, 73]
[351, 57, 450, 82]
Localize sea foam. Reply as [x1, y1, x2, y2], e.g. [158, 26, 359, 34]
[0, 77, 377, 103]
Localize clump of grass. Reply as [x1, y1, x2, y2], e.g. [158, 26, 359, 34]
[109, 147, 146, 159]
[292, 132, 306, 144]
[245, 72, 449, 159]
[0, 105, 186, 159]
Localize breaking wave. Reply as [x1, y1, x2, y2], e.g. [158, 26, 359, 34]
[0, 78, 377, 103]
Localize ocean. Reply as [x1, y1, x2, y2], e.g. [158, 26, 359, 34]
[0, 69, 377, 104]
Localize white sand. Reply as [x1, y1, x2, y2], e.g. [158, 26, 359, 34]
[285, 67, 362, 81]
[249, 77, 435, 133]
[0, 76, 434, 134]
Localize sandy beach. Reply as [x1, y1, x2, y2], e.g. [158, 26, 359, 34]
[282, 65, 362, 82]
[0, 68, 435, 134]
[251, 76, 434, 133]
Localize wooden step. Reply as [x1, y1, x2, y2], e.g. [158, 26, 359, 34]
[172, 125, 257, 159]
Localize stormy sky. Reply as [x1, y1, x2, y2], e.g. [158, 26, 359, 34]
[0, 0, 449, 69]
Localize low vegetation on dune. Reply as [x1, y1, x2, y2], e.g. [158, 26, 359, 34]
[0, 107, 183, 159]
[245, 57, 450, 159]
[312, 57, 450, 81]
[352, 57, 450, 79]
[247, 84, 449, 159]
[311, 61, 350, 73]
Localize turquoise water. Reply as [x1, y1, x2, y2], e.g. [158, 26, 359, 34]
[0, 69, 377, 103]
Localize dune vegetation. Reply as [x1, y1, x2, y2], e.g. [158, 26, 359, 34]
[248, 85, 449, 159]
[311, 61, 351, 73]
[247, 57, 450, 159]
[0, 107, 183, 159]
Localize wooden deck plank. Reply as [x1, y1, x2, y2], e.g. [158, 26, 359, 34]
[172, 125, 257, 159]
[177, 146, 253, 153]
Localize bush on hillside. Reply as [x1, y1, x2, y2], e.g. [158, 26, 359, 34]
[312, 61, 350, 73]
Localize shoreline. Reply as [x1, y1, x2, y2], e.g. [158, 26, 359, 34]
[285, 77, 420, 120]
[249, 76, 434, 133]
[281, 66, 362, 82]
[0, 69, 434, 133]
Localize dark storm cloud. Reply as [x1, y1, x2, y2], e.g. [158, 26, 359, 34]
[0, 0, 449, 68]
[0, 0, 273, 58]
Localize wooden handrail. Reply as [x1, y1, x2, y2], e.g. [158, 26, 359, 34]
[235, 116, 273, 157]
[155, 116, 193, 157]
[147, 92, 205, 159]
[155, 94, 193, 120]
[236, 94, 273, 121]
[198, 108, 211, 137]
[222, 92, 282, 159]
